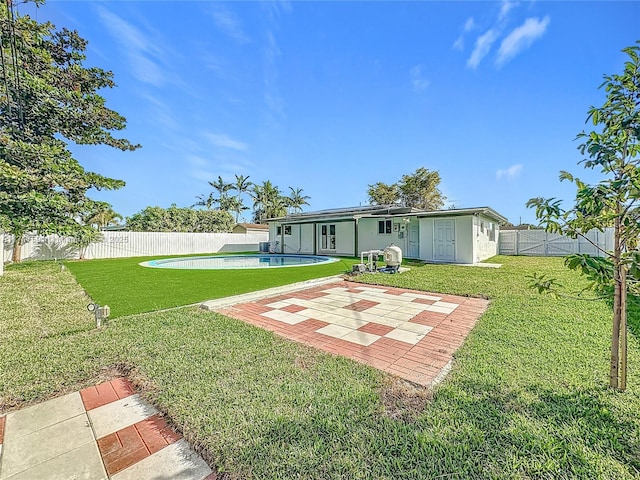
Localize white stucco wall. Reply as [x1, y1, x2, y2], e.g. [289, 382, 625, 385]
[357, 218, 407, 255]
[455, 216, 474, 264]
[473, 214, 500, 262]
[316, 221, 355, 256]
[419, 216, 475, 263]
[281, 224, 314, 254]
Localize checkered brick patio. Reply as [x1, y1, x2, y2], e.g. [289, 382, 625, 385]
[216, 281, 489, 386]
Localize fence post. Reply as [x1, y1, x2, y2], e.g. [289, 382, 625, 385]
[515, 230, 519, 255]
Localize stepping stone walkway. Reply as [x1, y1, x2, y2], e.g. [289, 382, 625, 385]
[214, 281, 489, 386]
[0, 378, 213, 480]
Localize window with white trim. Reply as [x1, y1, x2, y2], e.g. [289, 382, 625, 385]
[378, 220, 392, 235]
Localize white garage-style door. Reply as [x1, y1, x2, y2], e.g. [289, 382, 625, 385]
[434, 219, 455, 261]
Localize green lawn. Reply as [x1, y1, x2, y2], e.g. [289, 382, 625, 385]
[1, 256, 639, 479]
[64, 254, 359, 317]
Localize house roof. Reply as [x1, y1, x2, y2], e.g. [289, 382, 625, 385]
[234, 223, 269, 230]
[268, 205, 508, 225]
[268, 205, 417, 222]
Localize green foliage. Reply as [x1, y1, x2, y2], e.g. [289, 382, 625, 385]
[368, 167, 445, 210]
[125, 205, 234, 233]
[527, 42, 640, 390]
[367, 181, 400, 205]
[0, 2, 138, 251]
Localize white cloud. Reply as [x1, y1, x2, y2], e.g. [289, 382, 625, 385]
[496, 164, 523, 180]
[96, 7, 166, 86]
[209, 5, 250, 44]
[466, 29, 499, 69]
[205, 133, 249, 152]
[499, 1, 518, 22]
[497, 16, 550, 66]
[464, 17, 476, 32]
[410, 65, 429, 92]
[452, 17, 476, 51]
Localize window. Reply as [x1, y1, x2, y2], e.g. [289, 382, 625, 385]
[378, 220, 392, 235]
[277, 225, 291, 236]
[489, 222, 496, 242]
[321, 224, 336, 250]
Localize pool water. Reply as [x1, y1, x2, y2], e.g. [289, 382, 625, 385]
[139, 254, 338, 270]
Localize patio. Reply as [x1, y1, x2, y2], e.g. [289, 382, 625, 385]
[212, 281, 489, 386]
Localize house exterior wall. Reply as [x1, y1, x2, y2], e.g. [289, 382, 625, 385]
[473, 213, 500, 262]
[316, 221, 355, 256]
[281, 224, 314, 254]
[419, 216, 475, 264]
[455, 216, 474, 264]
[356, 217, 406, 254]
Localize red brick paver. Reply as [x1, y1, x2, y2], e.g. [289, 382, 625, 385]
[97, 414, 181, 475]
[216, 281, 489, 386]
[80, 378, 136, 410]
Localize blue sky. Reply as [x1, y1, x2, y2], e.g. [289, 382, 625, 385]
[23, 1, 640, 224]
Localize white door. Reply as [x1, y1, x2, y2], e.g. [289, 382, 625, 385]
[434, 220, 455, 261]
[408, 222, 420, 258]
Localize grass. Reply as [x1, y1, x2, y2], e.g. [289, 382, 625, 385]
[1, 256, 639, 479]
[64, 253, 359, 317]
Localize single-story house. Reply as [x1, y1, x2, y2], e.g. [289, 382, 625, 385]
[232, 223, 270, 234]
[267, 205, 508, 264]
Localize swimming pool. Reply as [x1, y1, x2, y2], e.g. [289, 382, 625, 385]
[139, 254, 339, 270]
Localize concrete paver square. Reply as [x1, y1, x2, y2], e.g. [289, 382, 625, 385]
[426, 305, 457, 314]
[384, 328, 428, 345]
[329, 316, 368, 329]
[88, 395, 157, 439]
[262, 309, 309, 325]
[4, 392, 84, 438]
[397, 322, 434, 335]
[400, 292, 442, 301]
[2, 440, 107, 480]
[316, 324, 353, 339]
[341, 330, 380, 346]
[0, 413, 94, 479]
[111, 439, 213, 480]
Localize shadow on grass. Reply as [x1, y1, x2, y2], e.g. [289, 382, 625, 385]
[215, 377, 639, 478]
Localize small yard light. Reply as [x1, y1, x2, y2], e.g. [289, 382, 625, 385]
[87, 303, 110, 328]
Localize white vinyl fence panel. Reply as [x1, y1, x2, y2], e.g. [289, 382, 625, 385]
[2, 231, 269, 262]
[499, 228, 614, 257]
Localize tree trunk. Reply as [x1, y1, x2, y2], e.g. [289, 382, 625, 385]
[610, 215, 622, 389]
[620, 266, 627, 391]
[11, 239, 21, 263]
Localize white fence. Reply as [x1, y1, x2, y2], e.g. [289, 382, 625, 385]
[2, 231, 269, 262]
[499, 229, 614, 257]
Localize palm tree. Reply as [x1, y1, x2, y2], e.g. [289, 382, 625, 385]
[250, 180, 288, 223]
[83, 202, 123, 230]
[209, 176, 232, 209]
[287, 187, 310, 214]
[192, 192, 216, 210]
[231, 174, 252, 223]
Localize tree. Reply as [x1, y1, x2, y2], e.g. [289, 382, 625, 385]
[367, 182, 399, 205]
[527, 43, 640, 391]
[126, 205, 233, 232]
[287, 187, 310, 214]
[367, 168, 445, 210]
[82, 202, 123, 230]
[250, 180, 288, 223]
[192, 193, 216, 210]
[231, 174, 252, 223]
[0, 1, 139, 262]
[398, 167, 445, 210]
